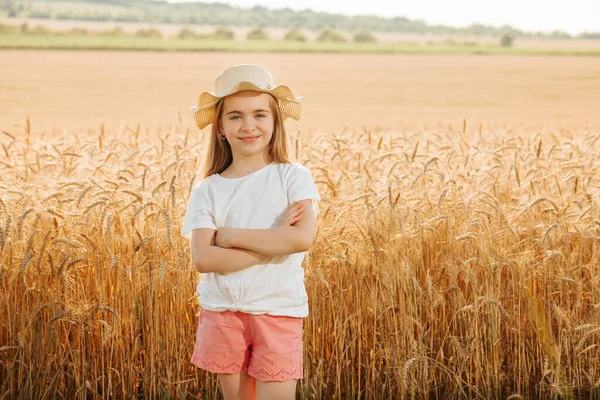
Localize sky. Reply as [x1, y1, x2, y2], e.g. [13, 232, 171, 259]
[214, 0, 600, 35]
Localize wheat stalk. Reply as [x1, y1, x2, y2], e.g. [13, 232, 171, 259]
[152, 180, 167, 196]
[20, 253, 34, 274]
[168, 175, 177, 208]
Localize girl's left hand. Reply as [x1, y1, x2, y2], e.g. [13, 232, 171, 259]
[215, 228, 234, 248]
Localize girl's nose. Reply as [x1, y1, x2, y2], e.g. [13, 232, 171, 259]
[240, 117, 256, 132]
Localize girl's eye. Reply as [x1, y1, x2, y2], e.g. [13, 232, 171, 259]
[229, 115, 240, 120]
[256, 114, 266, 118]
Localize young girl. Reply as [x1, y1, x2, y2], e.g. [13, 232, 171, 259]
[181, 64, 321, 400]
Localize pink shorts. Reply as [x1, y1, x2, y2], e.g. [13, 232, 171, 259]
[191, 309, 303, 382]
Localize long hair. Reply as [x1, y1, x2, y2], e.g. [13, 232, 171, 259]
[201, 93, 292, 179]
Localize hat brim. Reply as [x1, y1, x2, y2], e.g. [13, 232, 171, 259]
[192, 81, 302, 130]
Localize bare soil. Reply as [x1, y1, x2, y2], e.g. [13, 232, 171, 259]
[1, 50, 599, 134]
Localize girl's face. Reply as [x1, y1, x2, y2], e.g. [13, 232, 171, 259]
[219, 91, 275, 161]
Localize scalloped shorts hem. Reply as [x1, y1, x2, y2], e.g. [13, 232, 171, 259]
[191, 309, 303, 382]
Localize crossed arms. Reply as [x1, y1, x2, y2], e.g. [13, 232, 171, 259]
[191, 199, 316, 274]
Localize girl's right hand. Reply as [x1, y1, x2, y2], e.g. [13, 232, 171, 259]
[279, 201, 304, 227]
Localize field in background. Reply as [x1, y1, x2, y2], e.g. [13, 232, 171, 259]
[1, 51, 600, 398]
[1, 51, 600, 136]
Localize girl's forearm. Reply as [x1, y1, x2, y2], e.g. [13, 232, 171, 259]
[229, 227, 309, 256]
[195, 246, 267, 274]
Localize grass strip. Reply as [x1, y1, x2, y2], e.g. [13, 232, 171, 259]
[1, 34, 600, 55]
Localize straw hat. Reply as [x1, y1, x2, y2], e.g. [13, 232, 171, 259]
[191, 64, 303, 130]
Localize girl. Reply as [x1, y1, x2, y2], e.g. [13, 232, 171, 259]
[181, 64, 321, 400]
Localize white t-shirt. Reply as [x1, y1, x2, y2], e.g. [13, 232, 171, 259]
[180, 161, 321, 317]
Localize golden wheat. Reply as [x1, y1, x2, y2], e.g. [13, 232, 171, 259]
[0, 120, 599, 399]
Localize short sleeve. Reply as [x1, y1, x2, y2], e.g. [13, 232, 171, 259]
[286, 163, 321, 217]
[180, 181, 217, 240]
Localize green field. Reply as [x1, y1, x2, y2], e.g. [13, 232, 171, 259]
[2, 33, 600, 54]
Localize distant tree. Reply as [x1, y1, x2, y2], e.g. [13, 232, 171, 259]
[0, 23, 18, 33]
[99, 27, 126, 37]
[3, 0, 18, 17]
[467, 23, 488, 36]
[69, 27, 89, 35]
[177, 27, 196, 39]
[213, 26, 234, 40]
[500, 33, 514, 47]
[29, 24, 51, 34]
[548, 30, 571, 39]
[92, 0, 126, 4]
[134, 28, 162, 38]
[579, 31, 600, 39]
[317, 28, 346, 42]
[19, 22, 51, 35]
[353, 31, 376, 43]
[247, 27, 269, 40]
[29, 10, 51, 19]
[283, 27, 306, 42]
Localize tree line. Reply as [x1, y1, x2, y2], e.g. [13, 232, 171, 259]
[1, 22, 379, 43]
[2, 0, 599, 39]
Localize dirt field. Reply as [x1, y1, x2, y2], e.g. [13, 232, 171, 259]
[1, 50, 600, 135]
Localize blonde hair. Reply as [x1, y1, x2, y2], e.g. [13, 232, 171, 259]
[201, 93, 291, 179]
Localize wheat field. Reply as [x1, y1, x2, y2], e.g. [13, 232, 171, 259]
[1, 51, 600, 399]
[1, 118, 599, 398]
